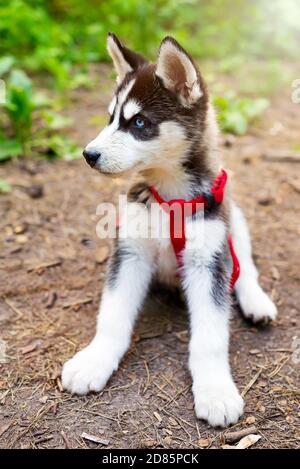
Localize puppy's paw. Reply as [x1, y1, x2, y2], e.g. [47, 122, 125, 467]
[194, 381, 244, 428]
[62, 344, 116, 395]
[238, 282, 277, 324]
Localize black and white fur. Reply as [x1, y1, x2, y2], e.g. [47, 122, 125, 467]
[62, 34, 277, 427]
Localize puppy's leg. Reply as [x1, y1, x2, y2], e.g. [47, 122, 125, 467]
[62, 240, 154, 395]
[230, 202, 277, 323]
[184, 218, 243, 427]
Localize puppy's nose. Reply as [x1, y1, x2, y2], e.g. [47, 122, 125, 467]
[83, 148, 101, 167]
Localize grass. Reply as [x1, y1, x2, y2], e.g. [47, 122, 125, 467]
[0, 0, 299, 163]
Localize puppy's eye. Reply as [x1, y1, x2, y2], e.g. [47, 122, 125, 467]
[134, 117, 145, 129]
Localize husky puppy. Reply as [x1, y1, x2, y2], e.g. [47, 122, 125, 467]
[62, 34, 277, 427]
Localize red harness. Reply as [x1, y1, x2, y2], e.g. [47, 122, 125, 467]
[150, 169, 240, 290]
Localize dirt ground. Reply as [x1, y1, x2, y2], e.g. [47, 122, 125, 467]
[0, 66, 300, 449]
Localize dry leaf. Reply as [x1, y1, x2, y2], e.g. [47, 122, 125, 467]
[198, 438, 211, 448]
[163, 436, 172, 445]
[257, 404, 266, 413]
[222, 434, 261, 449]
[141, 439, 156, 448]
[169, 417, 179, 427]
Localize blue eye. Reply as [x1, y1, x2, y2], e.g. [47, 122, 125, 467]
[134, 117, 145, 128]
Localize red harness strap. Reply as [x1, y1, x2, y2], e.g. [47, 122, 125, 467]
[150, 169, 240, 291]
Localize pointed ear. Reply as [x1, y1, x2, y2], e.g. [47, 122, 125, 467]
[156, 37, 203, 107]
[107, 33, 148, 84]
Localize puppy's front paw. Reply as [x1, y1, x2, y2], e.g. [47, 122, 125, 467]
[62, 343, 116, 395]
[238, 283, 277, 324]
[193, 381, 244, 428]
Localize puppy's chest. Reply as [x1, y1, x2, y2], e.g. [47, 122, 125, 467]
[155, 234, 178, 285]
[122, 201, 224, 283]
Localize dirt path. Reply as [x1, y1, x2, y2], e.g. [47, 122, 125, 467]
[0, 70, 299, 449]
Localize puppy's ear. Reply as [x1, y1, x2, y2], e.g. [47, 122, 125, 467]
[107, 33, 148, 84]
[156, 37, 203, 107]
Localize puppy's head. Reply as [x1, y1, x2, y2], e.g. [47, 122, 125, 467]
[83, 33, 208, 175]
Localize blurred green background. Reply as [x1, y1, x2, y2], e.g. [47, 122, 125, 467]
[0, 0, 299, 176]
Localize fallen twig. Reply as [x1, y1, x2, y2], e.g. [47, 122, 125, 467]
[3, 297, 23, 319]
[262, 151, 300, 163]
[62, 298, 93, 309]
[61, 430, 72, 449]
[222, 434, 261, 449]
[81, 432, 109, 446]
[241, 369, 262, 397]
[224, 425, 258, 443]
[27, 259, 62, 273]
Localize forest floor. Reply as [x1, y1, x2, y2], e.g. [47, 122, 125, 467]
[0, 64, 300, 449]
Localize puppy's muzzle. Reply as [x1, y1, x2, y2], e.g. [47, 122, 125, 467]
[83, 148, 101, 168]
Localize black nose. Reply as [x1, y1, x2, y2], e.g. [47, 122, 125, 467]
[83, 148, 101, 167]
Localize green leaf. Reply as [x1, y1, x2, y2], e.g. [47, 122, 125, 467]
[0, 139, 22, 161]
[0, 179, 12, 193]
[5, 69, 33, 152]
[41, 110, 73, 130]
[35, 135, 80, 160]
[214, 94, 269, 135]
[222, 111, 248, 135]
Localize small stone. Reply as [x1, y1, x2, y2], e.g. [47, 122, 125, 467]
[39, 396, 48, 404]
[223, 134, 236, 147]
[258, 196, 273, 206]
[249, 349, 260, 355]
[259, 380, 268, 388]
[271, 266, 280, 281]
[246, 416, 256, 425]
[14, 223, 28, 235]
[27, 184, 44, 199]
[45, 292, 57, 309]
[95, 246, 109, 264]
[16, 234, 28, 244]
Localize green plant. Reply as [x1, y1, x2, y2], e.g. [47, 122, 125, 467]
[0, 138, 22, 161]
[4, 69, 34, 156]
[213, 93, 269, 135]
[36, 134, 80, 160]
[0, 66, 80, 161]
